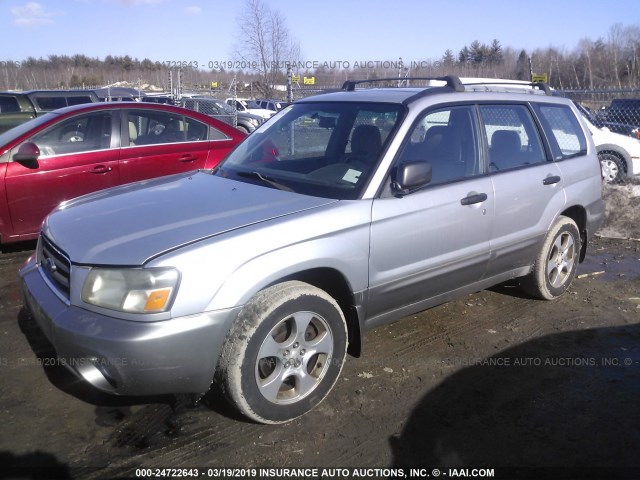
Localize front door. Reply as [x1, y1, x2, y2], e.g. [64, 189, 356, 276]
[368, 105, 493, 324]
[4, 110, 118, 237]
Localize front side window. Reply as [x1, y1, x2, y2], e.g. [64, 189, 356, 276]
[216, 102, 404, 199]
[25, 112, 112, 157]
[479, 104, 547, 171]
[395, 105, 481, 185]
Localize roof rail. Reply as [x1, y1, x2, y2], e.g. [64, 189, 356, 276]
[341, 75, 465, 92]
[462, 80, 553, 96]
[531, 82, 553, 95]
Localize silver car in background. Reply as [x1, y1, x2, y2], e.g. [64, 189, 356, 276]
[20, 77, 604, 424]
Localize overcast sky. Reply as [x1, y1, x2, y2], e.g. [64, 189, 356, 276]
[2, 0, 639, 67]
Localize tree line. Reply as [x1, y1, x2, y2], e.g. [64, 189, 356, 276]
[1, 6, 638, 96]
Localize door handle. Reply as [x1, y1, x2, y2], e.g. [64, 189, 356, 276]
[543, 175, 561, 185]
[90, 165, 112, 174]
[460, 193, 488, 206]
[178, 154, 197, 163]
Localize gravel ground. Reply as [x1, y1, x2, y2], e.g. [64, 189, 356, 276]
[0, 185, 639, 480]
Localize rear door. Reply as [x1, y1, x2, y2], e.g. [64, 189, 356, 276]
[480, 103, 565, 277]
[4, 110, 119, 237]
[118, 109, 212, 184]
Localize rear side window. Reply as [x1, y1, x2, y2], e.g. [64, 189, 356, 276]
[35, 96, 67, 110]
[0, 96, 20, 113]
[127, 110, 226, 146]
[32, 95, 95, 110]
[535, 104, 587, 160]
[67, 96, 94, 106]
[479, 105, 547, 171]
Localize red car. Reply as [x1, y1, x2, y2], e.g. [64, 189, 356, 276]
[0, 102, 246, 247]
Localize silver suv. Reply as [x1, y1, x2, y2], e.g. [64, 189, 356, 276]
[20, 76, 604, 424]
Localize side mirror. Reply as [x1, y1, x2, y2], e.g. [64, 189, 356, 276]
[393, 161, 432, 196]
[13, 142, 40, 168]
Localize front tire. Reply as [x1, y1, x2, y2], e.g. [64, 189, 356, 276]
[521, 216, 580, 300]
[219, 281, 347, 424]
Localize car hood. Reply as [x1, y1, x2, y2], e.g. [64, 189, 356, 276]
[42, 172, 337, 265]
[592, 124, 640, 152]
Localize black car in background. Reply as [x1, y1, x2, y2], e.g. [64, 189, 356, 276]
[595, 98, 640, 140]
[0, 90, 99, 134]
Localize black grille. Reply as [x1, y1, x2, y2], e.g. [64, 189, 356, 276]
[39, 235, 71, 298]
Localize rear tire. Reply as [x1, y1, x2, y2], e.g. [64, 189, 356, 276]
[521, 216, 580, 300]
[218, 281, 347, 424]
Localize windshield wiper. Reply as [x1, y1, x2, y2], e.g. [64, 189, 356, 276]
[236, 171, 294, 192]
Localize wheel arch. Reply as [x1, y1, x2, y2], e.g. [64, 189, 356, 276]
[596, 146, 630, 175]
[235, 122, 252, 134]
[559, 205, 588, 262]
[271, 267, 363, 357]
[202, 255, 366, 358]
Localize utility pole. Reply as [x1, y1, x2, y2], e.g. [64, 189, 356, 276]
[230, 76, 238, 128]
[286, 62, 293, 103]
[529, 56, 534, 82]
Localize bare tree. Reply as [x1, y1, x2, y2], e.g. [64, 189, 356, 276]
[608, 24, 624, 88]
[577, 38, 594, 89]
[234, 0, 300, 98]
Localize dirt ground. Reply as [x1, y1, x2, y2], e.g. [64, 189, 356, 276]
[1, 184, 639, 480]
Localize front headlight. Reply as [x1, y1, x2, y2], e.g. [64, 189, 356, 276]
[81, 268, 180, 313]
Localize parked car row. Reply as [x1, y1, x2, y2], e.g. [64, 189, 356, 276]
[0, 88, 289, 136]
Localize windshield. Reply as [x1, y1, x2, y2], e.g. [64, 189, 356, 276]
[0, 112, 59, 147]
[244, 100, 262, 109]
[216, 101, 236, 114]
[215, 101, 404, 200]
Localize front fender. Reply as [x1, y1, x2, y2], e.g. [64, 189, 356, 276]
[206, 223, 370, 311]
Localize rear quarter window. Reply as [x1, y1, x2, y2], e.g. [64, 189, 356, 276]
[535, 104, 587, 160]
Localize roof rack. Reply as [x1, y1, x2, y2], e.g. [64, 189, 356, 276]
[461, 80, 553, 96]
[341, 75, 465, 92]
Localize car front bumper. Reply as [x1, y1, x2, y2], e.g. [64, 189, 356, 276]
[19, 256, 240, 396]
